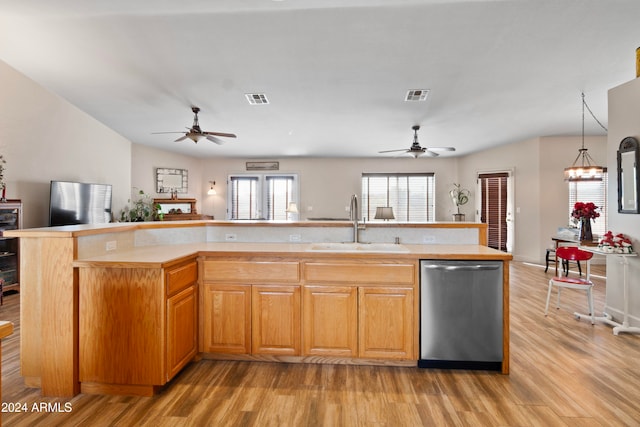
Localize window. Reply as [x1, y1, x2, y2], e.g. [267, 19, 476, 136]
[265, 175, 295, 221]
[361, 173, 435, 222]
[568, 171, 608, 237]
[228, 174, 298, 220]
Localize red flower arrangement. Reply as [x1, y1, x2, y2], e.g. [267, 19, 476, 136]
[571, 202, 600, 221]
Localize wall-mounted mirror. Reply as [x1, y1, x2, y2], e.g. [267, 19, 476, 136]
[617, 137, 639, 214]
[156, 168, 188, 194]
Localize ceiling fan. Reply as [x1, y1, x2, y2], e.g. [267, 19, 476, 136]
[379, 125, 455, 158]
[153, 106, 237, 144]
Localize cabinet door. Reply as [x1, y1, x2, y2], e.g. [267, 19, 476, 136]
[79, 267, 164, 385]
[167, 285, 197, 380]
[252, 285, 301, 356]
[201, 284, 251, 354]
[303, 285, 357, 357]
[358, 287, 414, 360]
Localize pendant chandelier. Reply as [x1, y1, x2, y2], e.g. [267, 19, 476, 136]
[563, 92, 607, 182]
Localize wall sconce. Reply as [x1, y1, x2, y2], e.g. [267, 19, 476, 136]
[207, 181, 217, 195]
[374, 206, 395, 221]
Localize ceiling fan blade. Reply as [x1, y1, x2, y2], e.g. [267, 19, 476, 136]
[154, 108, 236, 146]
[422, 150, 440, 157]
[203, 131, 237, 138]
[379, 149, 410, 154]
[426, 147, 456, 152]
[206, 135, 226, 145]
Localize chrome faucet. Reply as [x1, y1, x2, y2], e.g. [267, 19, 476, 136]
[349, 194, 363, 243]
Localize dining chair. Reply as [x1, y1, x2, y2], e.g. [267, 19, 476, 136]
[545, 244, 582, 275]
[544, 246, 594, 324]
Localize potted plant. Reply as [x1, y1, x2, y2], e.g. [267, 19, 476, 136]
[449, 183, 470, 222]
[119, 189, 163, 222]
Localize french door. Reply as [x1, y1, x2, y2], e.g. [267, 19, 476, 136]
[477, 171, 513, 252]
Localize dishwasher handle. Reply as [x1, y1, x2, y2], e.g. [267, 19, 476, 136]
[422, 264, 501, 272]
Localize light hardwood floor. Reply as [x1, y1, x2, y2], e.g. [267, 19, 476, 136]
[1, 262, 639, 426]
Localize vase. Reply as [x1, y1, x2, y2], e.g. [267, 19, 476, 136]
[452, 213, 465, 222]
[579, 217, 593, 243]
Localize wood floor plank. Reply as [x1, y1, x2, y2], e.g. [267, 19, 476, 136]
[2, 262, 640, 426]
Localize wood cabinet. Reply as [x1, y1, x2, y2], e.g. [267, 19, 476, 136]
[303, 285, 358, 357]
[252, 285, 301, 355]
[0, 200, 22, 298]
[201, 284, 251, 354]
[153, 198, 211, 221]
[201, 257, 417, 362]
[79, 257, 197, 396]
[303, 261, 417, 360]
[166, 261, 198, 379]
[201, 259, 301, 356]
[358, 286, 414, 359]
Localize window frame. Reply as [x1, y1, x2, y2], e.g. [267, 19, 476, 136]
[227, 173, 299, 220]
[361, 172, 436, 222]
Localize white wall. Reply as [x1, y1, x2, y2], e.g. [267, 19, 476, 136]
[129, 144, 204, 218]
[0, 60, 132, 228]
[456, 135, 606, 263]
[132, 138, 605, 265]
[607, 78, 640, 326]
[197, 156, 460, 221]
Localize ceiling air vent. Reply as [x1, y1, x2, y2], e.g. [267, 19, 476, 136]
[405, 89, 430, 102]
[245, 93, 269, 105]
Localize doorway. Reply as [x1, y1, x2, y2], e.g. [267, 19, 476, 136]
[476, 171, 514, 252]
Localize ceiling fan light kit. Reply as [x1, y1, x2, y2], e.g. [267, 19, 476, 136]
[379, 125, 455, 158]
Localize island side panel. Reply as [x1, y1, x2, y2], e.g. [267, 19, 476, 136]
[502, 259, 510, 374]
[18, 237, 43, 388]
[41, 237, 79, 396]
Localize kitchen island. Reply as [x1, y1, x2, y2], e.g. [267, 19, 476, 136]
[6, 221, 511, 397]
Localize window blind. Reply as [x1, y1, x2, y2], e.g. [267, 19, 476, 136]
[266, 175, 294, 220]
[479, 173, 508, 251]
[568, 171, 608, 237]
[229, 176, 259, 219]
[361, 173, 435, 222]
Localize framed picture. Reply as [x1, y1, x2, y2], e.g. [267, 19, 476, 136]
[246, 161, 279, 171]
[156, 168, 188, 193]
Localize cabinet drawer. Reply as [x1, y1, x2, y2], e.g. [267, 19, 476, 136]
[304, 262, 415, 285]
[166, 261, 198, 296]
[203, 260, 300, 283]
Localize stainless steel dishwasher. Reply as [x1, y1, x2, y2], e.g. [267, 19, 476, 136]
[419, 260, 503, 371]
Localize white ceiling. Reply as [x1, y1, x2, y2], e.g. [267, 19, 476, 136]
[0, 0, 638, 158]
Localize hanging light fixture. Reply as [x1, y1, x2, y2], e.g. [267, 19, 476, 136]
[563, 92, 606, 182]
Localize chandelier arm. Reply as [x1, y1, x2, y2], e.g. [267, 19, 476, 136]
[583, 150, 597, 166]
[570, 151, 584, 167]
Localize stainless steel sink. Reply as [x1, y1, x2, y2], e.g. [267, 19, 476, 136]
[307, 242, 410, 253]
